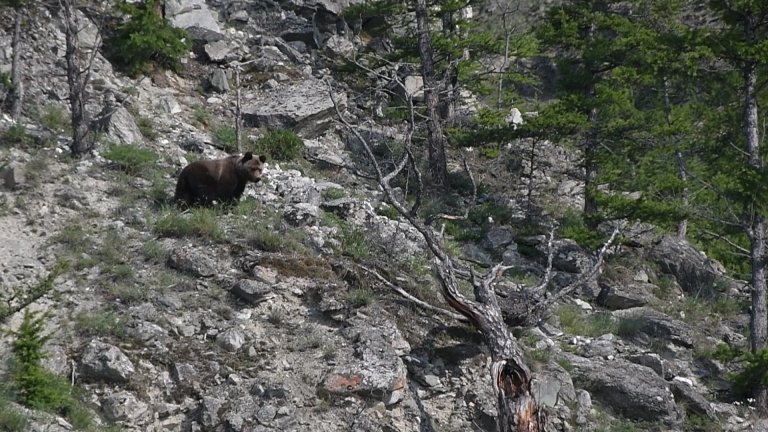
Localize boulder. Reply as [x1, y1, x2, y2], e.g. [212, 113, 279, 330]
[649, 236, 718, 298]
[566, 354, 682, 425]
[242, 79, 346, 138]
[613, 307, 695, 348]
[79, 340, 135, 383]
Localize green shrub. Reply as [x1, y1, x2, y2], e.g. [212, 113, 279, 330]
[376, 204, 400, 220]
[154, 207, 224, 241]
[323, 188, 346, 200]
[192, 105, 212, 127]
[212, 125, 238, 151]
[38, 105, 69, 132]
[558, 209, 608, 250]
[102, 143, 160, 176]
[348, 287, 373, 308]
[7, 310, 68, 410]
[136, 116, 158, 141]
[249, 129, 304, 161]
[1, 124, 32, 147]
[103, 0, 190, 76]
[555, 304, 616, 337]
[0, 398, 27, 432]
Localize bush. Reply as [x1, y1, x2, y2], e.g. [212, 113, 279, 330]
[103, 0, 190, 76]
[1, 124, 32, 147]
[212, 125, 237, 151]
[249, 129, 304, 161]
[154, 207, 224, 241]
[7, 310, 68, 410]
[102, 143, 160, 176]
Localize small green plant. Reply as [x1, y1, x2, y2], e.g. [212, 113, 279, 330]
[136, 115, 159, 140]
[212, 125, 238, 151]
[103, 0, 191, 76]
[102, 143, 160, 176]
[0, 398, 27, 432]
[248, 129, 304, 161]
[73, 310, 127, 339]
[154, 207, 224, 241]
[339, 227, 371, 260]
[2, 124, 32, 147]
[555, 304, 617, 337]
[39, 105, 69, 132]
[376, 204, 400, 220]
[192, 105, 212, 127]
[323, 187, 346, 200]
[348, 287, 373, 308]
[479, 146, 501, 159]
[558, 209, 608, 250]
[267, 307, 284, 325]
[141, 239, 166, 262]
[616, 317, 645, 339]
[7, 310, 68, 410]
[54, 222, 90, 254]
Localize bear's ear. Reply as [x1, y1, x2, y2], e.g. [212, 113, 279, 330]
[259, 155, 267, 163]
[241, 152, 253, 162]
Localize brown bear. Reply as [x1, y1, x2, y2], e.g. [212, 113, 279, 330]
[174, 152, 266, 208]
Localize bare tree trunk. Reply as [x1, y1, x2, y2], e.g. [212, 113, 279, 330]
[61, 0, 96, 157]
[9, 8, 24, 120]
[414, 0, 448, 186]
[583, 106, 599, 230]
[663, 77, 688, 239]
[744, 51, 768, 412]
[235, 65, 242, 153]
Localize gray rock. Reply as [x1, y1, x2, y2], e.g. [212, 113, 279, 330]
[217, 328, 246, 352]
[171, 362, 198, 390]
[518, 236, 595, 274]
[167, 246, 216, 277]
[231, 279, 273, 305]
[320, 198, 356, 218]
[613, 307, 695, 348]
[649, 236, 719, 298]
[626, 353, 665, 378]
[283, 203, 319, 227]
[318, 317, 409, 406]
[597, 280, 658, 310]
[209, 68, 230, 93]
[165, 0, 222, 38]
[323, 35, 356, 59]
[199, 396, 225, 428]
[671, 380, 717, 420]
[242, 79, 346, 138]
[79, 340, 135, 383]
[567, 354, 682, 425]
[1, 163, 25, 190]
[101, 391, 149, 423]
[204, 40, 233, 63]
[582, 338, 617, 358]
[256, 405, 277, 425]
[483, 226, 515, 251]
[95, 106, 144, 145]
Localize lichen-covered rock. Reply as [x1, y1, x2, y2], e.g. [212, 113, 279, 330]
[79, 340, 135, 383]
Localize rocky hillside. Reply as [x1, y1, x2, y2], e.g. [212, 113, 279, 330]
[0, 1, 765, 431]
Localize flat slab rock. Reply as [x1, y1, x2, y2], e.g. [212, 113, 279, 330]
[241, 79, 347, 138]
[566, 354, 682, 425]
[317, 317, 409, 406]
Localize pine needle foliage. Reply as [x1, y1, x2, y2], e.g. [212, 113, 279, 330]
[104, 0, 190, 77]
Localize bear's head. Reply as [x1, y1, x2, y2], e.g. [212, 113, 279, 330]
[236, 152, 267, 183]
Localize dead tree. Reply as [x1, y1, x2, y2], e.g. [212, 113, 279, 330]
[7, 1, 25, 119]
[59, 0, 101, 157]
[329, 76, 618, 431]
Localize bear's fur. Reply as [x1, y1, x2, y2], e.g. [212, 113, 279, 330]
[174, 152, 266, 207]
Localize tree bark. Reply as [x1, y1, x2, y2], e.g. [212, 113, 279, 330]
[414, 0, 448, 186]
[744, 52, 768, 411]
[9, 8, 23, 120]
[62, 0, 92, 156]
